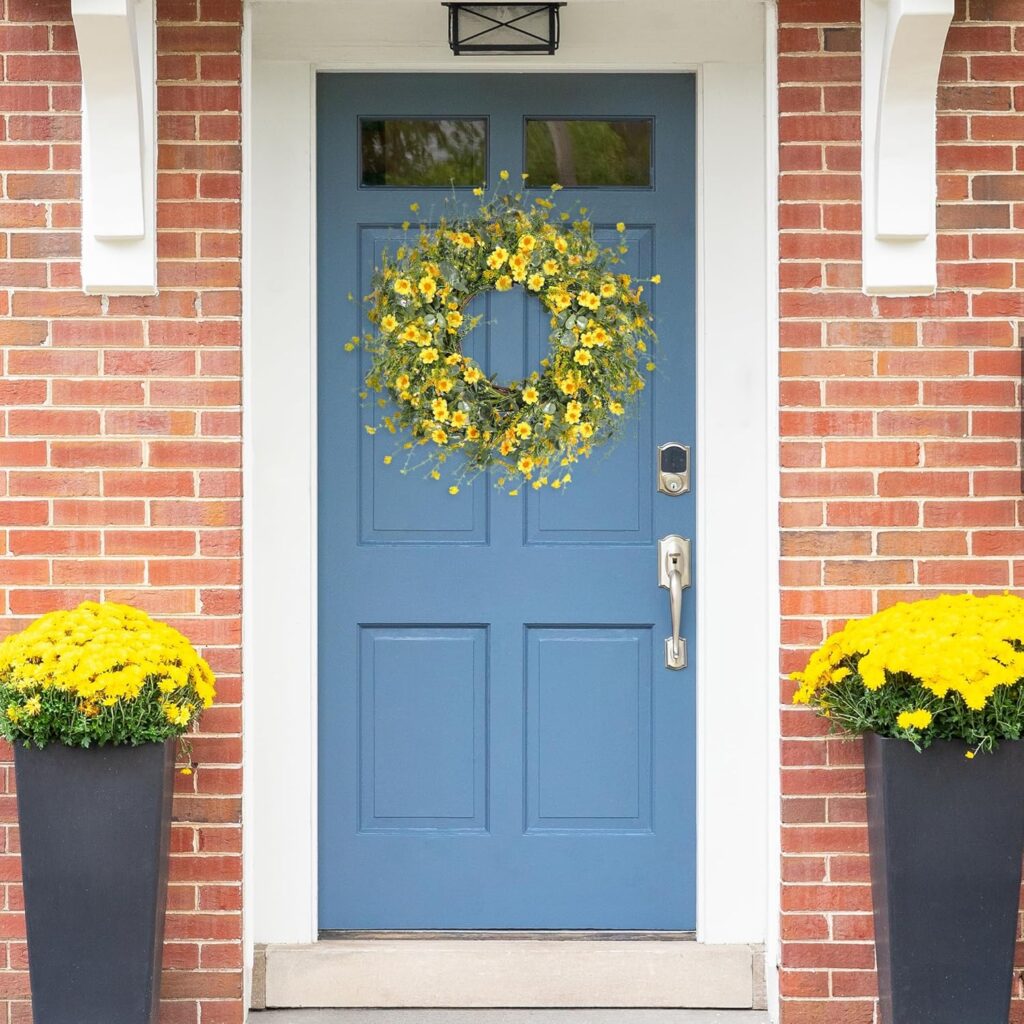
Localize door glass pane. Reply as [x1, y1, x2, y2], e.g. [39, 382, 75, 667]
[360, 118, 487, 188]
[524, 119, 653, 188]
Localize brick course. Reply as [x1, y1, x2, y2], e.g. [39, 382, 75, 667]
[779, 1, 1024, 1020]
[0, 1, 242, 1022]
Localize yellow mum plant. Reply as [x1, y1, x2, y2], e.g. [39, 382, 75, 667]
[791, 593, 1024, 753]
[0, 602, 216, 748]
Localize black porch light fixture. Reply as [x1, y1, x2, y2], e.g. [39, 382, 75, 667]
[443, 3, 567, 56]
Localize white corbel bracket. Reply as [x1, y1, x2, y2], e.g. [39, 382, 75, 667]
[862, 0, 953, 296]
[71, 0, 156, 295]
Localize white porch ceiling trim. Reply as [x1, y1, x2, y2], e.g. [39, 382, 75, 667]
[71, 0, 157, 294]
[862, 0, 954, 296]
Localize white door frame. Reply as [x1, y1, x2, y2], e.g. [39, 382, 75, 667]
[242, 0, 778, 1009]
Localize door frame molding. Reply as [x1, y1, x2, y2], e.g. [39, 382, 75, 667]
[243, 0, 777, 1005]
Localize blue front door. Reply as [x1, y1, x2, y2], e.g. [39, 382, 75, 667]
[317, 73, 697, 930]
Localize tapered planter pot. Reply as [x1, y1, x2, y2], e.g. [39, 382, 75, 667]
[14, 741, 175, 1024]
[864, 732, 1024, 1024]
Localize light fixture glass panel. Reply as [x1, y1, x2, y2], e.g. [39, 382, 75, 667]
[449, 4, 560, 54]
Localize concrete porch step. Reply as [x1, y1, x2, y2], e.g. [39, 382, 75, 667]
[261, 939, 760, 1010]
[250, 1013, 771, 1024]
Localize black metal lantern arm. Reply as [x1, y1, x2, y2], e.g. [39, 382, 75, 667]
[443, 3, 567, 56]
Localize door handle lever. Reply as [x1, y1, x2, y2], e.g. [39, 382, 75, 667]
[658, 535, 691, 670]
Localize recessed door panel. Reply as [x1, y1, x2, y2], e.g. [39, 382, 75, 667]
[526, 627, 652, 832]
[359, 627, 488, 832]
[357, 227, 488, 542]
[525, 226, 654, 544]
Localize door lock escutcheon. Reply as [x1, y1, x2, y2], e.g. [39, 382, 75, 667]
[658, 535, 691, 670]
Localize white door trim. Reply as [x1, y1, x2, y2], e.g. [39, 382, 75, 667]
[243, 0, 775, 1005]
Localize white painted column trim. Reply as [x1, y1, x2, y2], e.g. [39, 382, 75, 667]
[861, 0, 954, 295]
[240, 2, 256, 1010]
[247, 59, 320, 945]
[763, 4, 782, 1020]
[695, 59, 770, 945]
[71, 0, 157, 294]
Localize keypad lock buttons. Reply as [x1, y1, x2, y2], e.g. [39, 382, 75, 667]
[657, 443, 690, 496]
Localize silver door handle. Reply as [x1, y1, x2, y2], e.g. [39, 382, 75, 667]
[658, 535, 691, 670]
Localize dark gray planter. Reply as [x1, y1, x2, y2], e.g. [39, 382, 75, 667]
[14, 741, 175, 1024]
[864, 732, 1024, 1024]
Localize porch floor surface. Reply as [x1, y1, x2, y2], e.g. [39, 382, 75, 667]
[250, 1012, 770, 1023]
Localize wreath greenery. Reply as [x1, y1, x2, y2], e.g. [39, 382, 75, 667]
[354, 174, 660, 494]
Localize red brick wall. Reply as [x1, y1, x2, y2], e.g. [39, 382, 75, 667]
[0, 1, 242, 1022]
[779, 1, 1024, 1021]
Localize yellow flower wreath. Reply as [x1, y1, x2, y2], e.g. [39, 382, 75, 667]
[354, 179, 660, 493]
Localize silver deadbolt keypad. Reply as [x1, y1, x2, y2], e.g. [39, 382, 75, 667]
[657, 443, 690, 496]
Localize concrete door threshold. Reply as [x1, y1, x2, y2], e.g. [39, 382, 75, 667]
[249, 1012, 771, 1024]
[259, 938, 763, 1010]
